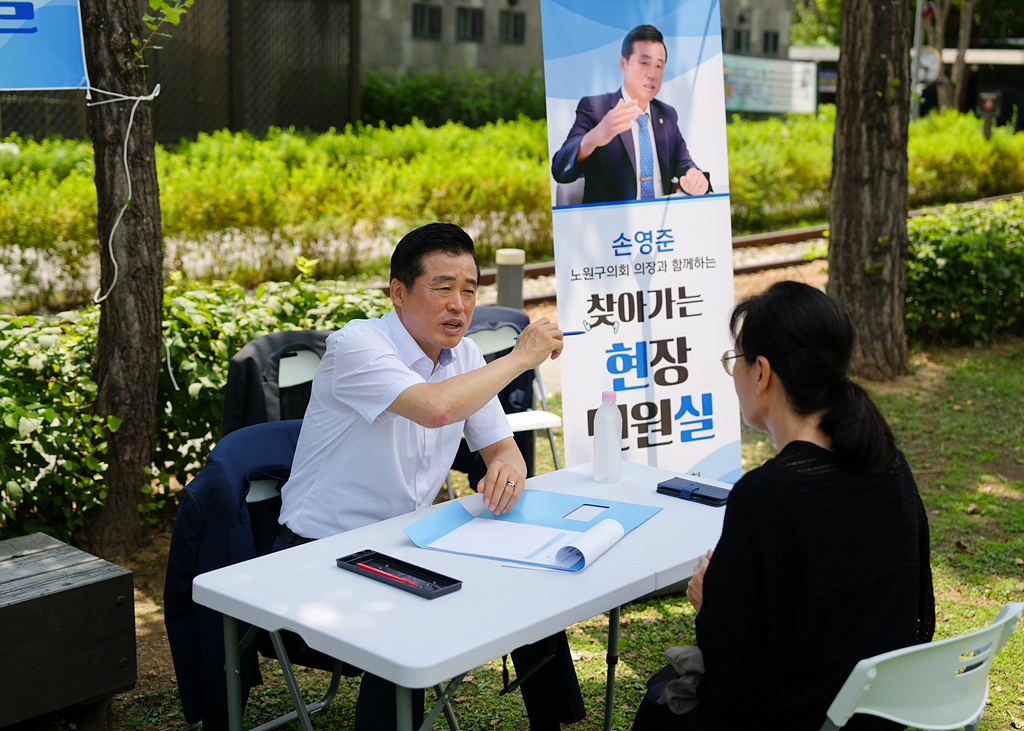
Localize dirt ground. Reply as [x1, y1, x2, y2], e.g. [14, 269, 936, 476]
[120, 260, 830, 699]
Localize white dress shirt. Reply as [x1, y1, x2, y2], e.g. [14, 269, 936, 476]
[622, 87, 665, 199]
[278, 309, 512, 539]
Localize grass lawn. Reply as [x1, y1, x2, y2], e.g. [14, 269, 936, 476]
[113, 337, 1024, 731]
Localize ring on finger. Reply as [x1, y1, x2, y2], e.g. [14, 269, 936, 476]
[506, 480, 516, 489]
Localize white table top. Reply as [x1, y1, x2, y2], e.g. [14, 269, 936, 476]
[192, 460, 726, 689]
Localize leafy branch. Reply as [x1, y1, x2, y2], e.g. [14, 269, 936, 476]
[123, 0, 195, 73]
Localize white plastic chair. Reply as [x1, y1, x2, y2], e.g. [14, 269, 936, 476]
[467, 325, 562, 470]
[820, 602, 1023, 731]
[277, 348, 321, 388]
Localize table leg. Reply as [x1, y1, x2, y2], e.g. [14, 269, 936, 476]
[396, 685, 413, 731]
[223, 614, 243, 731]
[604, 605, 620, 731]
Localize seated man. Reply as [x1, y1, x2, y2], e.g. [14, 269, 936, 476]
[551, 24, 710, 204]
[276, 222, 586, 731]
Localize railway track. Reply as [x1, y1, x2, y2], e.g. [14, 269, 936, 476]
[490, 192, 1023, 305]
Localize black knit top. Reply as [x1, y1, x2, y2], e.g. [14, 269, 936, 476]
[694, 441, 935, 730]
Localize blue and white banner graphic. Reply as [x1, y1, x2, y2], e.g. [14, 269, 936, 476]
[541, 0, 741, 483]
[0, 0, 89, 90]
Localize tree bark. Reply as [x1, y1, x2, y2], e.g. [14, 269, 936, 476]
[75, 0, 164, 558]
[828, 0, 912, 380]
[951, 0, 980, 110]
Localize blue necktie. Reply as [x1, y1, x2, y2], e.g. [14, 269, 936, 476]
[637, 113, 655, 200]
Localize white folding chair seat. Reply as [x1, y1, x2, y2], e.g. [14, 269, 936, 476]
[820, 602, 1023, 731]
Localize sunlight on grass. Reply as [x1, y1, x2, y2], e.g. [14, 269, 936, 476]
[114, 339, 1024, 731]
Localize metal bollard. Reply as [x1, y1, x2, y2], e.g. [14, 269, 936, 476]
[496, 248, 525, 310]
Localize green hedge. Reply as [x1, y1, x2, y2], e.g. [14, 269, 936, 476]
[0, 263, 392, 541]
[906, 196, 1024, 345]
[360, 66, 547, 128]
[3, 108, 1024, 307]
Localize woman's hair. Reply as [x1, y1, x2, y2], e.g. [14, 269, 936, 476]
[730, 281, 896, 472]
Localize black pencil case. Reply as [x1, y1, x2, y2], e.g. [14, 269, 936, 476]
[336, 549, 462, 599]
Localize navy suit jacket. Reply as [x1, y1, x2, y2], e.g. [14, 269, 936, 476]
[164, 420, 302, 729]
[551, 90, 698, 204]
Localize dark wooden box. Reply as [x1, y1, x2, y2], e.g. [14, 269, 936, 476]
[0, 533, 136, 727]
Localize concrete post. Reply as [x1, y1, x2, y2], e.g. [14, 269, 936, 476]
[496, 248, 525, 310]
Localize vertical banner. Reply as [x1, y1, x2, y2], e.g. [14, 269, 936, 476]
[0, 0, 90, 90]
[540, 0, 741, 483]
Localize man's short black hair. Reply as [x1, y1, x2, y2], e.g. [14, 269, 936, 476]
[621, 24, 667, 61]
[390, 222, 480, 290]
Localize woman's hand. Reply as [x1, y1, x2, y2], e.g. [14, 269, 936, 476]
[686, 549, 714, 611]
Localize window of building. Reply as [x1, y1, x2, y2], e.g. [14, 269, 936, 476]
[500, 10, 526, 44]
[412, 3, 442, 40]
[763, 30, 779, 56]
[457, 7, 484, 42]
[732, 29, 750, 54]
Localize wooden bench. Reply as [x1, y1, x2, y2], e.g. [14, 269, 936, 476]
[0, 533, 136, 727]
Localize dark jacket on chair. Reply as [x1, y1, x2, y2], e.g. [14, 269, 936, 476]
[221, 331, 331, 436]
[164, 420, 302, 730]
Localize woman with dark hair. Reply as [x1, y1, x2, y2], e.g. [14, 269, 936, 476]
[633, 281, 935, 731]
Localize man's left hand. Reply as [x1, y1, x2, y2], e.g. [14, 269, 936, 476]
[676, 167, 709, 196]
[477, 460, 525, 515]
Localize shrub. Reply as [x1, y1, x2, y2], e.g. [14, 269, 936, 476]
[360, 66, 546, 128]
[0, 266, 392, 542]
[3, 109, 1024, 307]
[906, 197, 1024, 344]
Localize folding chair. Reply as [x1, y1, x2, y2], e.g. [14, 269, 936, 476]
[820, 602, 1023, 731]
[466, 325, 562, 470]
[221, 330, 331, 436]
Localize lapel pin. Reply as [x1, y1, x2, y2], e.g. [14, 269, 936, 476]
[659, 118, 663, 124]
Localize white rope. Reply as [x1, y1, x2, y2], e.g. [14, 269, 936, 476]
[86, 83, 161, 304]
[163, 337, 180, 391]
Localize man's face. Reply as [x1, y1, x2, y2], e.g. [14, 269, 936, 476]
[391, 251, 478, 363]
[620, 39, 666, 109]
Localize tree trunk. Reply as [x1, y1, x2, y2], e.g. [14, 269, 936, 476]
[951, 0, 980, 110]
[828, 0, 912, 380]
[75, 0, 164, 558]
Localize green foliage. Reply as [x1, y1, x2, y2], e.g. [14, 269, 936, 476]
[0, 309, 112, 540]
[127, 0, 196, 72]
[790, 0, 841, 47]
[726, 105, 1024, 234]
[905, 197, 1024, 345]
[4, 108, 1024, 306]
[726, 105, 836, 232]
[360, 66, 547, 128]
[0, 269, 391, 542]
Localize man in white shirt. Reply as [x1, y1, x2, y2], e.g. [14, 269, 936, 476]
[551, 24, 710, 204]
[276, 223, 585, 731]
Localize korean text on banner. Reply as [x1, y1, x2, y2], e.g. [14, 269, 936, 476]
[540, 0, 741, 483]
[0, 0, 90, 91]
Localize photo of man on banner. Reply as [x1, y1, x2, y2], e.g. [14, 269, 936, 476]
[551, 24, 712, 205]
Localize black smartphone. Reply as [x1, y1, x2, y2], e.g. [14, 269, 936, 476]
[656, 477, 730, 507]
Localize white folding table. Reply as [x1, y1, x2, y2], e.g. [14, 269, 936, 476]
[192, 460, 728, 731]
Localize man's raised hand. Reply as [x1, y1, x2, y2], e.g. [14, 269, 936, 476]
[578, 97, 641, 162]
[511, 317, 564, 366]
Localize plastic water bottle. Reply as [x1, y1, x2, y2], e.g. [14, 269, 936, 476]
[593, 391, 622, 482]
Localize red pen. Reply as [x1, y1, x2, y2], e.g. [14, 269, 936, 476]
[356, 562, 420, 588]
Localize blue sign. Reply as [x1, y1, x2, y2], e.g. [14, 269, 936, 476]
[0, 0, 89, 90]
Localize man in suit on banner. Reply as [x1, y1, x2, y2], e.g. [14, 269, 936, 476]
[551, 24, 710, 205]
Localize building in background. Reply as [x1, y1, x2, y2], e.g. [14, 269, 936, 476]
[719, 0, 794, 60]
[361, 0, 543, 74]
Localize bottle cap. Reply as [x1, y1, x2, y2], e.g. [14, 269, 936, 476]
[601, 391, 616, 402]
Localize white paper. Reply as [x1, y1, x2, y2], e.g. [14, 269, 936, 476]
[427, 517, 625, 571]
